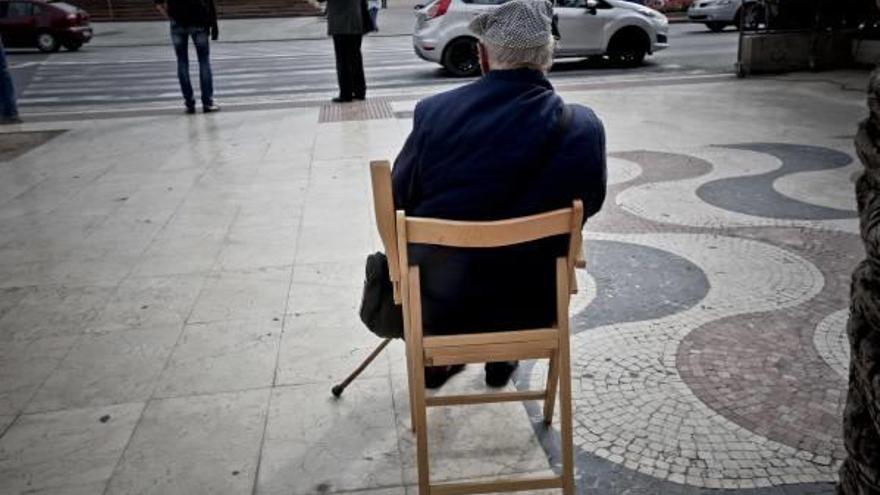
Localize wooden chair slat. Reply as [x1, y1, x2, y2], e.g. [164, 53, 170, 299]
[423, 328, 558, 349]
[405, 208, 573, 248]
[425, 390, 546, 407]
[426, 348, 555, 367]
[431, 476, 564, 495]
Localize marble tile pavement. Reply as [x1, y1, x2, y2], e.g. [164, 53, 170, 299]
[0, 70, 870, 494]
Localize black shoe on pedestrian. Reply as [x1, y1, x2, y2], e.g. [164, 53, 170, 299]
[203, 103, 220, 113]
[185, 106, 196, 115]
[0, 116, 22, 124]
[332, 96, 353, 103]
[353, 94, 366, 101]
[485, 361, 518, 388]
[425, 364, 466, 389]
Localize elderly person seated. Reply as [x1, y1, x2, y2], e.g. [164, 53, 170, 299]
[391, 0, 607, 389]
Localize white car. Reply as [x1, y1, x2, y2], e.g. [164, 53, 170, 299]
[687, 0, 743, 31]
[413, 0, 669, 76]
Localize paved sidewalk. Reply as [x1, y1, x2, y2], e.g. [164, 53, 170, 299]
[0, 69, 868, 494]
[89, 0, 418, 47]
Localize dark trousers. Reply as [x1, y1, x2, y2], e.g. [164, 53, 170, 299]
[332, 34, 366, 100]
[0, 40, 18, 119]
[170, 22, 214, 108]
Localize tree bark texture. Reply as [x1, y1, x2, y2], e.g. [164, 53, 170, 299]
[838, 69, 880, 495]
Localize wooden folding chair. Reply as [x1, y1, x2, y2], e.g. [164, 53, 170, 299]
[370, 160, 584, 495]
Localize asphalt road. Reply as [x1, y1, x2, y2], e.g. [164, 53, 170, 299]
[6, 22, 740, 115]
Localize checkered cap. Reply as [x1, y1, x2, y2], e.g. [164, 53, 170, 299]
[469, 0, 554, 49]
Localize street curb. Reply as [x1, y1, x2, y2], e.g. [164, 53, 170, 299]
[87, 33, 412, 49]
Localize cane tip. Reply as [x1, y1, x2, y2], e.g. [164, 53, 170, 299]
[331, 385, 343, 398]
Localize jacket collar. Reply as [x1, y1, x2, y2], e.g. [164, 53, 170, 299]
[483, 69, 554, 89]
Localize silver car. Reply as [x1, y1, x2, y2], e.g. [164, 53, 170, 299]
[687, 0, 743, 31]
[413, 0, 669, 76]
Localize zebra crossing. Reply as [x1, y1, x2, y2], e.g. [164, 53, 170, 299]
[8, 26, 738, 115]
[15, 36, 443, 110]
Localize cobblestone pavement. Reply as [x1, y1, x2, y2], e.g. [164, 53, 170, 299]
[0, 70, 868, 494]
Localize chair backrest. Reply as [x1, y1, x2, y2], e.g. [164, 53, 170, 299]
[369, 160, 402, 303]
[370, 160, 586, 304]
[395, 200, 584, 294]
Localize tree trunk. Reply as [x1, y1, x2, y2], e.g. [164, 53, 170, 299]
[838, 69, 880, 495]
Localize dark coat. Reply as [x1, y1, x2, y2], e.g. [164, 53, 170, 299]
[156, 0, 218, 30]
[392, 69, 607, 334]
[325, 0, 369, 35]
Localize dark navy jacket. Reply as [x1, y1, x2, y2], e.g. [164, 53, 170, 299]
[392, 69, 606, 334]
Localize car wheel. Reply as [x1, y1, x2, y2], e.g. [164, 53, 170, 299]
[36, 32, 60, 53]
[442, 37, 480, 77]
[741, 3, 765, 30]
[63, 42, 82, 52]
[607, 27, 649, 68]
[706, 22, 726, 32]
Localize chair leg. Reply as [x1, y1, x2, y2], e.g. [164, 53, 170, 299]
[411, 360, 430, 492]
[543, 353, 560, 426]
[402, 297, 418, 432]
[558, 342, 575, 494]
[406, 338, 418, 432]
[555, 257, 576, 495]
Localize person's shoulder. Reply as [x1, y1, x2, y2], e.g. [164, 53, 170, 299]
[566, 103, 604, 135]
[414, 79, 485, 119]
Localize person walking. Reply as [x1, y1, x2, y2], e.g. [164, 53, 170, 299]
[368, 0, 380, 32]
[155, 0, 220, 114]
[0, 39, 21, 124]
[321, 0, 370, 103]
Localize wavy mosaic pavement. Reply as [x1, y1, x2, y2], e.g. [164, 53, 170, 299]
[615, 145, 860, 233]
[514, 142, 861, 494]
[696, 144, 855, 220]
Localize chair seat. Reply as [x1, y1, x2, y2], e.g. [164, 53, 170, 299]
[423, 328, 559, 366]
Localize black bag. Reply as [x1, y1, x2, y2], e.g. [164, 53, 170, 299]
[359, 252, 404, 339]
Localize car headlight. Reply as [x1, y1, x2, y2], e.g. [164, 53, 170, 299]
[635, 6, 666, 21]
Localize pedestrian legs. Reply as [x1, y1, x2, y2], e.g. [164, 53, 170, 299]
[191, 28, 214, 108]
[332, 34, 366, 102]
[171, 23, 196, 110]
[350, 35, 366, 99]
[333, 35, 353, 100]
[369, 7, 379, 31]
[0, 39, 19, 123]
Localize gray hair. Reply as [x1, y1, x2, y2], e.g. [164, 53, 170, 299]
[482, 34, 555, 72]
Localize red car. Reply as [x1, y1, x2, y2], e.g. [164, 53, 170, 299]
[0, 1, 92, 52]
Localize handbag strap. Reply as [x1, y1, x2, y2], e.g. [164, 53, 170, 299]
[538, 103, 573, 170]
[513, 103, 572, 202]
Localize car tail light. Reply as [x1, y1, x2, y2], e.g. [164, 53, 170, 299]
[426, 0, 451, 19]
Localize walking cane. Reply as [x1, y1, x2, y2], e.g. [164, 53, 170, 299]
[331, 338, 392, 398]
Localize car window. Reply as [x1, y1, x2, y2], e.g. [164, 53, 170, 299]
[461, 0, 509, 5]
[7, 2, 33, 17]
[555, 0, 611, 7]
[50, 2, 78, 13]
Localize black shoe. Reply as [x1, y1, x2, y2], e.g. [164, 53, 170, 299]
[485, 361, 518, 388]
[0, 116, 22, 124]
[185, 106, 196, 115]
[353, 94, 366, 101]
[203, 103, 220, 113]
[425, 364, 465, 389]
[332, 96, 353, 103]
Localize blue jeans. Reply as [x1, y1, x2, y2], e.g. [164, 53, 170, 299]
[170, 22, 213, 108]
[0, 39, 19, 119]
